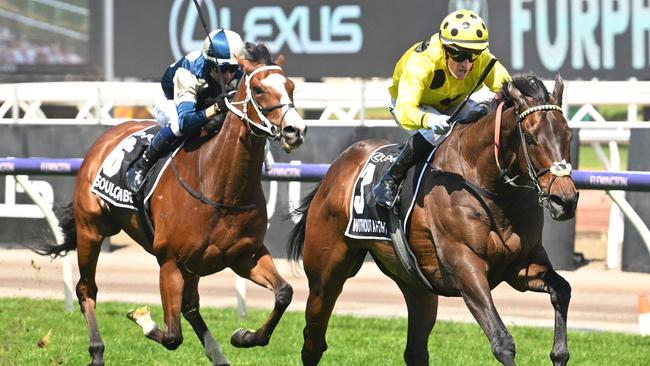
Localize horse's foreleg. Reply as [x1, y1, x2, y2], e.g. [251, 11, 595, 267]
[396, 281, 438, 366]
[508, 247, 571, 366]
[448, 248, 516, 366]
[181, 277, 230, 366]
[75, 227, 106, 366]
[301, 238, 364, 366]
[230, 245, 292, 348]
[128, 259, 185, 350]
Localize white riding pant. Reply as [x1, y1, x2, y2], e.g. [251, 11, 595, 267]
[154, 96, 183, 137]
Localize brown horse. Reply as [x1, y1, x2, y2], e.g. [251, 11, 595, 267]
[29, 43, 305, 366]
[288, 73, 577, 366]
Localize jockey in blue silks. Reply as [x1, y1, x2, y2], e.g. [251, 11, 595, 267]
[127, 28, 245, 193]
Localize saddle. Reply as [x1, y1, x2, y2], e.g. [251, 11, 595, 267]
[345, 143, 437, 290]
[90, 125, 176, 211]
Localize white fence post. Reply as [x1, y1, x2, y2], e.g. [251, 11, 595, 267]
[14, 175, 74, 312]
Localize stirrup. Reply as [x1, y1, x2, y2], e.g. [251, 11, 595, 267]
[126, 168, 145, 193]
[373, 183, 401, 210]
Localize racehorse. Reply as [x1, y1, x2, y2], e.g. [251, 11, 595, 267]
[28, 43, 305, 366]
[288, 73, 577, 366]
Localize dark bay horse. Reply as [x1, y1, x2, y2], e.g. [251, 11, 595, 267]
[29, 43, 305, 366]
[289, 73, 577, 366]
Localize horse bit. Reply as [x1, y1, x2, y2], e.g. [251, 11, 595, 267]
[224, 65, 296, 141]
[494, 102, 572, 206]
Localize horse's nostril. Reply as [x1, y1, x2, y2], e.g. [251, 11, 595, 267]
[283, 126, 298, 138]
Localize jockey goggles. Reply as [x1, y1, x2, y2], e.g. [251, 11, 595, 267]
[445, 46, 481, 63]
[219, 64, 239, 73]
[207, 61, 239, 74]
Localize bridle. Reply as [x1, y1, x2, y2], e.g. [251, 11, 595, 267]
[172, 64, 297, 212]
[494, 101, 572, 206]
[224, 65, 296, 141]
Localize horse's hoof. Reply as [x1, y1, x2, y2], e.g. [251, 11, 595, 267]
[230, 328, 263, 348]
[127, 306, 150, 321]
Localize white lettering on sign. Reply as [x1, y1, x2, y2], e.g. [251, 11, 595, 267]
[588, 175, 629, 187]
[511, 0, 650, 71]
[170, 1, 363, 59]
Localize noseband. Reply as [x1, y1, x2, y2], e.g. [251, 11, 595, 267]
[224, 65, 296, 141]
[494, 101, 572, 206]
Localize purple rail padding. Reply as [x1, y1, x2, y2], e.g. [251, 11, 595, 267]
[0, 158, 83, 176]
[0, 158, 329, 181]
[262, 163, 330, 182]
[1, 158, 650, 191]
[571, 170, 650, 192]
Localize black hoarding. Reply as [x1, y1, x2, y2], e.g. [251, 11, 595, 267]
[113, 0, 649, 81]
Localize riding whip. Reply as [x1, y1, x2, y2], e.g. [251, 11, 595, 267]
[191, 0, 227, 92]
[446, 57, 498, 123]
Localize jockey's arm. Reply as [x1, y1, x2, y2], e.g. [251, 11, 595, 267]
[394, 61, 449, 133]
[394, 59, 433, 130]
[173, 68, 221, 134]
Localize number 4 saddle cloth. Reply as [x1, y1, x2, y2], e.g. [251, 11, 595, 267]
[90, 125, 174, 211]
[344, 143, 436, 241]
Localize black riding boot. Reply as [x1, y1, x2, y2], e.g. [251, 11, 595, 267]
[372, 133, 431, 208]
[126, 128, 177, 193]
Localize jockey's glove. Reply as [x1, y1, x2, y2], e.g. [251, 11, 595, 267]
[204, 93, 229, 119]
[423, 112, 451, 135]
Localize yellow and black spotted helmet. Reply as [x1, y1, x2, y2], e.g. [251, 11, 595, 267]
[439, 9, 489, 51]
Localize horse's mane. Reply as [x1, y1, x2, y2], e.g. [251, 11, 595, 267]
[486, 72, 550, 112]
[242, 42, 275, 65]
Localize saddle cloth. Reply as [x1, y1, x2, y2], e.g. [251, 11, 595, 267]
[90, 125, 176, 211]
[344, 143, 436, 240]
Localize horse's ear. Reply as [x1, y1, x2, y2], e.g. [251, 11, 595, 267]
[552, 73, 564, 106]
[506, 82, 530, 111]
[274, 54, 285, 66]
[237, 55, 254, 74]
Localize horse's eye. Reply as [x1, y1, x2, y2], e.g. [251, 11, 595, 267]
[253, 86, 264, 95]
[524, 133, 536, 145]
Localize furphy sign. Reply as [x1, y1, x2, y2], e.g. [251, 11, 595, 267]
[503, 0, 650, 79]
[112, 0, 645, 80]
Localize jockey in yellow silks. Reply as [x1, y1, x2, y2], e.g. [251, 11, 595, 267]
[372, 9, 511, 208]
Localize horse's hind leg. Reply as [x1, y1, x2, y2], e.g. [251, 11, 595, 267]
[181, 276, 230, 366]
[508, 246, 571, 366]
[230, 245, 293, 348]
[75, 220, 108, 366]
[395, 281, 439, 366]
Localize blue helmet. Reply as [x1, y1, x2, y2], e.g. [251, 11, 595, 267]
[202, 29, 245, 66]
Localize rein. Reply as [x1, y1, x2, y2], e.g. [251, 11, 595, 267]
[171, 160, 256, 211]
[173, 64, 294, 211]
[494, 101, 571, 206]
[224, 65, 296, 140]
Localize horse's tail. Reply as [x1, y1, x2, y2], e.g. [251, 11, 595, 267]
[287, 182, 321, 263]
[26, 202, 77, 257]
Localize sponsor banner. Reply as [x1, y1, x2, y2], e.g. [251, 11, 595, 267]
[112, 0, 649, 80]
[114, 0, 443, 79]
